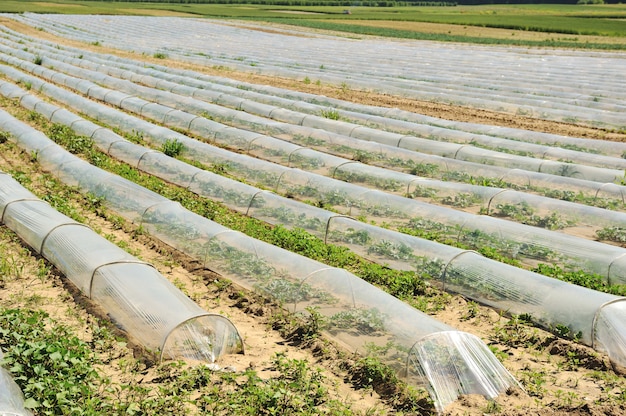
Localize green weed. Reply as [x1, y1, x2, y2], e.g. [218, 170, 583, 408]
[161, 138, 185, 157]
[320, 108, 340, 120]
[0, 308, 102, 414]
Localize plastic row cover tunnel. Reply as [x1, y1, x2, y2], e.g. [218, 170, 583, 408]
[3, 16, 624, 376]
[1, 23, 624, 165]
[59, 53, 624, 183]
[0, 111, 519, 413]
[7, 26, 618, 162]
[0, 350, 32, 416]
[0, 35, 623, 206]
[4, 77, 626, 373]
[4, 47, 624, 212]
[5, 42, 622, 186]
[4, 43, 619, 207]
[0, 169, 243, 363]
[7, 14, 626, 130]
[3, 63, 624, 285]
[7, 21, 622, 162]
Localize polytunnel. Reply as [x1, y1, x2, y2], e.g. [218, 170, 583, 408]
[4, 68, 626, 381]
[4, 30, 612, 163]
[0, 40, 623, 209]
[4, 13, 626, 413]
[5, 42, 622, 185]
[5, 13, 626, 130]
[44, 126, 626, 370]
[0, 350, 32, 416]
[0, 96, 521, 413]
[4, 59, 626, 374]
[3, 31, 621, 206]
[2, 63, 626, 285]
[3, 14, 624, 344]
[0, 169, 243, 363]
[11, 23, 620, 161]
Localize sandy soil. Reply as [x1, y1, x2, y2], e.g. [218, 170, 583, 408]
[1, 16, 626, 416]
[337, 19, 626, 46]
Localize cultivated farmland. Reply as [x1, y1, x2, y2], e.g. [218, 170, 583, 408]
[1, 11, 626, 416]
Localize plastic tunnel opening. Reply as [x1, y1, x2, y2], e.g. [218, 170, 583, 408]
[406, 331, 521, 414]
[0, 351, 33, 416]
[160, 314, 244, 364]
[593, 298, 626, 374]
[0, 169, 246, 372]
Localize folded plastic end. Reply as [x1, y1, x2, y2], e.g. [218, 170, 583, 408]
[406, 331, 521, 413]
[160, 314, 244, 363]
[593, 299, 626, 374]
[0, 363, 33, 416]
[0, 379, 33, 415]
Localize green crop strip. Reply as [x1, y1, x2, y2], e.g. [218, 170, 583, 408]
[250, 18, 626, 50]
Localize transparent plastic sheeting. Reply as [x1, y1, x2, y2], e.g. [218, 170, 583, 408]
[3, 22, 622, 162]
[5, 14, 626, 130]
[0, 170, 243, 363]
[1, 43, 624, 211]
[0, 24, 622, 173]
[5, 82, 626, 380]
[7, 77, 626, 360]
[1, 42, 623, 186]
[3, 67, 626, 285]
[40, 48, 626, 176]
[50, 52, 626, 182]
[5, 24, 620, 163]
[0, 32, 623, 204]
[3, 23, 626, 376]
[0, 110, 519, 414]
[0, 351, 32, 416]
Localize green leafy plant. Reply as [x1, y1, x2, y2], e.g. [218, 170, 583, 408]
[518, 367, 548, 398]
[493, 314, 543, 348]
[440, 192, 481, 208]
[320, 108, 340, 120]
[161, 138, 184, 157]
[367, 240, 414, 261]
[329, 308, 386, 335]
[0, 309, 102, 414]
[597, 226, 626, 243]
[46, 123, 94, 155]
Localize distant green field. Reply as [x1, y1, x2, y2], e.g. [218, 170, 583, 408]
[1, 1, 625, 48]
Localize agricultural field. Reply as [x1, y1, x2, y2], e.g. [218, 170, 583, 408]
[0, 1, 626, 48]
[0, 4, 626, 416]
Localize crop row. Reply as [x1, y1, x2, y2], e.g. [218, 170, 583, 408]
[7, 13, 626, 129]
